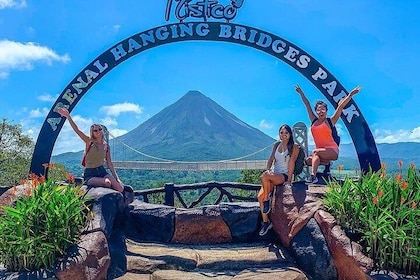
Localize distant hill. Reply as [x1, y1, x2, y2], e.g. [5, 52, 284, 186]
[52, 90, 420, 174]
[320, 142, 420, 172]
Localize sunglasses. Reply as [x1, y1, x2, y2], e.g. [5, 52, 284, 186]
[93, 128, 103, 132]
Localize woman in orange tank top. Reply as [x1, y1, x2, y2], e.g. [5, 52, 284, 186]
[295, 84, 361, 184]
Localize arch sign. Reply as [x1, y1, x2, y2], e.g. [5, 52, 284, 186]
[30, 0, 380, 176]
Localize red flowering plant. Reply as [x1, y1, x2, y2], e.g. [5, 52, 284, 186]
[322, 161, 420, 275]
[0, 164, 90, 272]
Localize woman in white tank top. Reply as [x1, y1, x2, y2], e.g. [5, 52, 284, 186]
[257, 124, 299, 236]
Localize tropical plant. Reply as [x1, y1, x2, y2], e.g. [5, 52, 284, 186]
[0, 173, 90, 272]
[322, 162, 420, 274]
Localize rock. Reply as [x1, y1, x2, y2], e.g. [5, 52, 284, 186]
[270, 184, 324, 247]
[82, 186, 125, 239]
[219, 202, 261, 242]
[54, 231, 110, 280]
[232, 268, 309, 280]
[124, 201, 176, 243]
[270, 182, 374, 280]
[172, 205, 232, 244]
[123, 185, 134, 206]
[315, 210, 373, 280]
[107, 228, 128, 279]
[290, 218, 337, 280]
[122, 240, 307, 279]
[0, 184, 34, 212]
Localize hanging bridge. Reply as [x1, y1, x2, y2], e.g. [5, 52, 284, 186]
[109, 122, 309, 172]
[110, 137, 272, 171]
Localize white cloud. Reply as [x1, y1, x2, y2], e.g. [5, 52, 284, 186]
[100, 116, 118, 128]
[0, 40, 70, 76]
[374, 127, 420, 143]
[38, 93, 58, 103]
[29, 107, 49, 118]
[259, 119, 273, 129]
[0, 0, 26, 9]
[100, 102, 143, 117]
[113, 25, 121, 32]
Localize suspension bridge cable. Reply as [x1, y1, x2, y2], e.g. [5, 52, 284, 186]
[108, 131, 276, 163]
[108, 131, 173, 162]
[217, 142, 277, 162]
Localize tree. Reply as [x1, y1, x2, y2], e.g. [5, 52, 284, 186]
[237, 169, 264, 184]
[0, 118, 34, 186]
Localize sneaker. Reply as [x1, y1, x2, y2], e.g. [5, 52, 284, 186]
[323, 163, 331, 175]
[305, 175, 313, 183]
[306, 175, 318, 184]
[262, 200, 271, 214]
[259, 221, 273, 236]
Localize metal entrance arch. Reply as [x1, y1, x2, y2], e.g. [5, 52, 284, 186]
[30, 22, 381, 176]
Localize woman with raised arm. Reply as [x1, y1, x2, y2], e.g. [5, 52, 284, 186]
[57, 107, 124, 192]
[257, 124, 299, 236]
[295, 84, 361, 184]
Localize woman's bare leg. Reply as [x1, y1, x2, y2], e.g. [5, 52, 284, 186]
[310, 148, 338, 176]
[87, 175, 124, 192]
[257, 187, 270, 223]
[258, 171, 286, 222]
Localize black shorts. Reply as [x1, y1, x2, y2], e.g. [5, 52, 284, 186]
[281, 173, 289, 182]
[83, 165, 109, 183]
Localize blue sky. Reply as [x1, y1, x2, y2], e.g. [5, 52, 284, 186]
[0, 0, 419, 156]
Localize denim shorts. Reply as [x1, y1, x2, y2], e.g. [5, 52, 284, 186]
[83, 165, 109, 183]
[281, 173, 289, 182]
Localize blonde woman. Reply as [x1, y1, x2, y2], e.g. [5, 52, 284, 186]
[57, 107, 124, 192]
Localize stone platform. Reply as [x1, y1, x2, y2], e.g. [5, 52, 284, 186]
[115, 239, 308, 280]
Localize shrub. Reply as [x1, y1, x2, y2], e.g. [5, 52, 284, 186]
[0, 175, 90, 272]
[237, 169, 264, 184]
[322, 162, 420, 274]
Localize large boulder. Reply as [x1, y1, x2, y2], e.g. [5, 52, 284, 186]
[290, 218, 337, 280]
[315, 210, 373, 280]
[54, 231, 110, 280]
[219, 202, 261, 243]
[269, 183, 373, 280]
[172, 205, 232, 244]
[124, 201, 176, 243]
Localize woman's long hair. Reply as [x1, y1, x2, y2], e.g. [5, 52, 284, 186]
[90, 124, 109, 144]
[279, 124, 295, 155]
